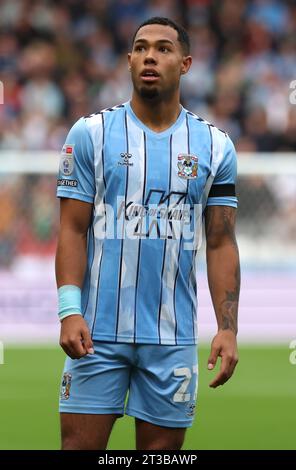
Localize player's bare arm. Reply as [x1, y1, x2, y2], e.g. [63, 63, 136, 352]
[56, 198, 94, 359]
[205, 205, 240, 388]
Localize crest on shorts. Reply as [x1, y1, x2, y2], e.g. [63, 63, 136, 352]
[60, 144, 74, 175]
[61, 372, 72, 400]
[177, 154, 198, 179]
[186, 401, 196, 417]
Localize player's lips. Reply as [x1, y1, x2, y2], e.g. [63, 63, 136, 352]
[140, 69, 160, 82]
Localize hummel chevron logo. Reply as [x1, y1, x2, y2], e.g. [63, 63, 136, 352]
[118, 152, 133, 166]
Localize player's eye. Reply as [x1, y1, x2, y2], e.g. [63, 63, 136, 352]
[135, 45, 145, 52]
[159, 46, 170, 53]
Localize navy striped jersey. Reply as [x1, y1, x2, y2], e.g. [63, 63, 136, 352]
[57, 101, 238, 345]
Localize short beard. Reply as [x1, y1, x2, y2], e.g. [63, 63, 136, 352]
[139, 86, 160, 100]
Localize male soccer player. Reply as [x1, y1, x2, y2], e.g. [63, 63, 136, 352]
[56, 17, 240, 450]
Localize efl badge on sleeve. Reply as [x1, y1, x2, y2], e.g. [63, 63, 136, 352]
[60, 372, 72, 400]
[60, 144, 75, 176]
[177, 154, 198, 179]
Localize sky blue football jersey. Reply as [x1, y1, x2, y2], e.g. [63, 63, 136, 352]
[57, 101, 238, 345]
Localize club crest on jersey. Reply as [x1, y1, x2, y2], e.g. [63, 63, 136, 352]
[60, 144, 74, 175]
[177, 154, 198, 179]
[60, 372, 72, 400]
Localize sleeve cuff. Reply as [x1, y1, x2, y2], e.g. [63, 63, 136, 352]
[57, 190, 94, 204]
[206, 196, 238, 208]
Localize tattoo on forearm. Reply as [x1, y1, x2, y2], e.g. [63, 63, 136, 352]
[205, 206, 238, 249]
[220, 264, 240, 334]
[222, 206, 237, 247]
[205, 206, 240, 334]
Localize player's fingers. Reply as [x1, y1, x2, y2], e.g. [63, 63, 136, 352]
[227, 355, 239, 377]
[61, 345, 77, 360]
[60, 341, 78, 360]
[81, 327, 94, 355]
[69, 335, 87, 358]
[209, 371, 228, 388]
[209, 354, 234, 388]
[207, 345, 220, 370]
[59, 335, 72, 358]
[60, 335, 86, 359]
[222, 353, 239, 380]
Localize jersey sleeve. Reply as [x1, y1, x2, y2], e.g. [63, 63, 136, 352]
[206, 135, 238, 208]
[56, 117, 95, 203]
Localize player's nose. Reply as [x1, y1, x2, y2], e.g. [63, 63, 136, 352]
[144, 51, 157, 65]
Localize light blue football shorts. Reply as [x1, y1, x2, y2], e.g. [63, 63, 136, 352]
[59, 341, 198, 428]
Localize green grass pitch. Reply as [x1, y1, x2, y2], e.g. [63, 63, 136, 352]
[0, 345, 295, 450]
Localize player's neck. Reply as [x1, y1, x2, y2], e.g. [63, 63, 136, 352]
[130, 93, 182, 133]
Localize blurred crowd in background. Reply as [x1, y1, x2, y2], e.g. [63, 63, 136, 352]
[0, 0, 295, 264]
[0, 0, 296, 152]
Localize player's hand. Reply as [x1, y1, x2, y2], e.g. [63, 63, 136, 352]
[207, 330, 238, 388]
[60, 315, 94, 359]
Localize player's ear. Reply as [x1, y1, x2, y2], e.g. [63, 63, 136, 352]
[127, 53, 132, 71]
[181, 55, 192, 75]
